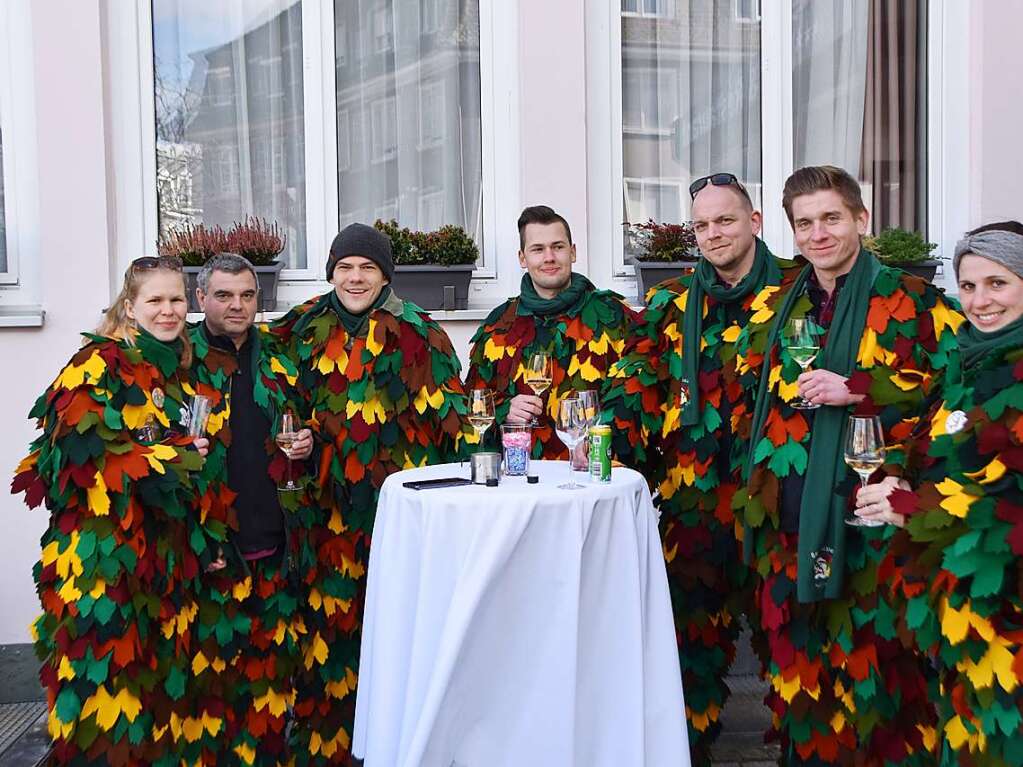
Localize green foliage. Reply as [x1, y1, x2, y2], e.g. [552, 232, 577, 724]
[373, 220, 479, 266]
[626, 219, 698, 262]
[863, 228, 937, 265]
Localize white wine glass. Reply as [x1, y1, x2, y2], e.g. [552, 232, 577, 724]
[468, 389, 496, 453]
[555, 398, 587, 490]
[276, 410, 298, 491]
[784, 318, 822, 410]
[522, 352, 553, 425]
[844, 415, 886, 527]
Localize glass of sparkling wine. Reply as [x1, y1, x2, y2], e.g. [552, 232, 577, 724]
[844, 415, 886, 527]
[523, 352, 552, 425]
[468, 389, 496, 453]
[276, 411, 298, 491]
[555, 397, 587, 490]
[784, 318, 821, 410]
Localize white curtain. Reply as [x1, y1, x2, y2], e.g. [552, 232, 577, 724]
[0, 127, 6, 272]
[334, 0, 483, 242]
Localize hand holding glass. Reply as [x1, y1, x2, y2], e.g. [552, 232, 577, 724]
[555, 398, 587, 489]
[784, 318, 822, 410]
[188, 395, 212, 437]
[276, 411, 298, 491]
[844, 415, 886, 527]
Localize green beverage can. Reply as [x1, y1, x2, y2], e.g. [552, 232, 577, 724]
[589, 424, 612, 483]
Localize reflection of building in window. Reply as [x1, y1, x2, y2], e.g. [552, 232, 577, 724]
[624, 177, 683, 224]
[418, 189, 444, 232]
[419, 80, 446, 147]
[622, 0, 675, 19]
[336, 17, 348, 66]
[735, 0, 761, 23]
[422, 0, 445, 34]
[371, 97, 398, 162]
[209, 146, 240, 196]
[376, 198, 399, 222]
[155, 141, 203, 236]
[207, 68, 233, 107]
[622, 67, 678, 133]
[337, 109, 351, 171]
[372, 5, 395, 53]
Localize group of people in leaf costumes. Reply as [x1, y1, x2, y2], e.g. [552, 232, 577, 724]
[14, 165, 1023, 767]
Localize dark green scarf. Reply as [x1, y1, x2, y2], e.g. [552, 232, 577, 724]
[517, 272, 594, 317]
[682, 238, 781, 426]
[134, 327, 185, 377]
[957, 316, 1023, 379]
[329, 286, 393, 335]
[745, 248, 882, 602]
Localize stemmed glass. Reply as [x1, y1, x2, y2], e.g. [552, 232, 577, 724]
[784, 318, 822, 410]
[276, 411, 298, 491]
[844, 415, 886, 527]
[576, 390, 601, 469]
[522, 352, 552, 425]
[468, 389, 496, 453]
[555, 398, 587, 490]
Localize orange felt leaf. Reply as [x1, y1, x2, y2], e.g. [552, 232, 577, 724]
[887, 290, 917, 322]
[867, 300, 891, 333]
[844, 643, 879, 681]
[101, 447, 152, 489]
[345, 339, 366, 379]
[344, 451, 365, 482]
[565, 315, 593, 342]
[1011, 414, 1023, 445]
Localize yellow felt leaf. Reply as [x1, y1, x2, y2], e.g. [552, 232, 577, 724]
[587, 334, 609, 355]
[365, 319, 384, 356]
[918, 724, 937, 753]
[233, 577, 253, 601]
[182, 716, 204, 743]
[234, 743, 256, 764]
[254, 689, 288, 718]
[87, 471, 110, 516]
[412, 386, 444, 415]
[308, 588, 323, 611]
[891, 368, 925, 392]
[58, 577, 82, 603]
[144, 443, 179, 475]
[211, 656, 226, 673]
[308, 632, 329, 667]
[930, 404, 953, 437]
[205, 409, 227, 436]
[722, 324, 741, 344]
[121, 403, 150, 430]
[958, 634, 1017, 692]
[773, 673, 802, 703]
[201, 712, 222, 736]
[316, 353, 338, 375]
[661, 405, 681, 439]
[57, 351, 107, 390]
[483, 337, 505, 362]
[88, 579, 105, 599]
[577, 358, 601, 382]
[932, 301, 966, 338]
[965, 459, 1007, 485]
[663, 322, 681, 342]
[58, 655, 75, 681]
[830, 711, 847, 734]
[41, 540, 60, 568]
[192, 652, 209, 676]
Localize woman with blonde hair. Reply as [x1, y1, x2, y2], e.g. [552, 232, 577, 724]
[13, 255, 210, 766]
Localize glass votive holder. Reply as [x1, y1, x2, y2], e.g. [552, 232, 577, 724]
[501, 423, 532, 476]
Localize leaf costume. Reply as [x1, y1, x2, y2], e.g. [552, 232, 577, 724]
[12, 332, 205, 766]
[269, 289, 471, 765]
[602, 241, 795, 764]
[465, 273, 638, 457]
[886, 317, 1023, 765]
[736, 255, 963, 765]
[184, 323, 314, 766]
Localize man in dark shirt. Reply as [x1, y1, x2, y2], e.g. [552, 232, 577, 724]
[187, 252, 314, 764]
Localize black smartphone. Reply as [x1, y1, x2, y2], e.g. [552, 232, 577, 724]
[402, 477, 474, 490]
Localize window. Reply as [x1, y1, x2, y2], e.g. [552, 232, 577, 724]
[735, 0, 760, 23]
[417, 189, 445, 232]
[370, 97, 398, 162]
[622, 67, 678, 134]
[419, 80, 446, 148]
[152, 0, 308, 267]
[624, 178, 684, 225]
[372, 5, 395, 53]
[0, 128, 7, 273]
[422, 0, 444, 34]
[338, 109, 351, 171]
[622, 0, 675, 19]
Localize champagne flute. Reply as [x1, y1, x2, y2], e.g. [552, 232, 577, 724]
[555, 397, 587, 490]
[276, 411, 298, 491]
[844, 415, 886, 527]
[522, 352, 553, 425]
[576, 389, 601, 470]
[784, 318, 822, 410]
[468, 389, 496, 453]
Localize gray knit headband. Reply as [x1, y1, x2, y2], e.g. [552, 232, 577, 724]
[954, 230, 1023, 279]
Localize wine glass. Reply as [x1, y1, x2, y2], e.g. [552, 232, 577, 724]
[468, 389, 496, 452]
[188, 395, 211, 438]
[784, 318, 822, 410]
[575, 390, 601, 470]
[844, 415, 886, 527]
[522, 352, 553, 425]
[276, 411, 298, 491]
[555, 398, 587, 490]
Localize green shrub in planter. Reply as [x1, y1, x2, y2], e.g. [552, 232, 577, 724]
[373, 220, 479, 310]
[863, 228, 937, 266]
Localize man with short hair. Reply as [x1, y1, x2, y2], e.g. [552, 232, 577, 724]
[272, 223, 473, 765]
[465, 205, 637, 460]
[736, 165, 962, 764]
[186, 251, 315, 764]
[603, 173, 797, 764]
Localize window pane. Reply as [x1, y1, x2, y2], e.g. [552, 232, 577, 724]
[152, 0, 308, 268]
[621, 1, 762, 255]
[0, 126, 6, 272]
[334, 1, 483, 248]
[792, 0, 927, 232]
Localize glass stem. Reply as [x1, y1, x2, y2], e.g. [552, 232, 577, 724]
[287, 455, 293, 488]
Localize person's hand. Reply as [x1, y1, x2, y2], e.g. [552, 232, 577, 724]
[507, 394, 543, 424]
[797, 369, 865, 407]
[289, 428, 313, 460]
[205, 548, 227, 573]
[192, 436, 210, 458]
[854, 475, 910, 527]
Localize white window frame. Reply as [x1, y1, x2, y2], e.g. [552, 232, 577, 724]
[0, 0, 41, 316]
[107, 0, 520, 310]
[621, 0, 675, 20]
[586, 0, 970, 300]
[336, 107, 351, 171]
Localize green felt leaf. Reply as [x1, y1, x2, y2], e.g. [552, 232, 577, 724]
[55, 686, 82, 723]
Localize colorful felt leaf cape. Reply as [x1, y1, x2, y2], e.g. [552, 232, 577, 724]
[269, 290, 472, 765]
[465, 282, 637, 458]
[734, 267, 963, 764]
[887, 331, 1023, 765]
[12, 332, 206, 766]
[601, 257, 798, 762]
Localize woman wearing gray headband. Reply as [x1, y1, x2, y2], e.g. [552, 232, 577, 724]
[857, 219, 1023, 762]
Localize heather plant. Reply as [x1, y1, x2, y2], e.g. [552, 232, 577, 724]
[159, 216, 285, 267]
[225, 216, 286, 266]
[158, 222, 228, 267]
[627, 219, 698, 262]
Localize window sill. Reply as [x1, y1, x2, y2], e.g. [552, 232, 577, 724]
[0, 305, 45, 328]
[187, 307, 495, 324]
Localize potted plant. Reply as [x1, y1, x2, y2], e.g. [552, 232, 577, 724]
[863, 227, 940, 282]
[375, 219, 478, 310]
[625, 219, 699, 303]
[159, 216, 286, 312]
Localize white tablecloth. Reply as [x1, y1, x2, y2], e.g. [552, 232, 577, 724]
[352, 460, 689, 767]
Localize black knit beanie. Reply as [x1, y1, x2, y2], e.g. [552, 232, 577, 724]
[326, 223, 394, 281]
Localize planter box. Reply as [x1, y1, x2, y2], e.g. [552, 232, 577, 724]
[184, 261, 285, 313]
[889, 259, 941, 283]
[391, 264, 475, 310]
[628, 256, 699, 304]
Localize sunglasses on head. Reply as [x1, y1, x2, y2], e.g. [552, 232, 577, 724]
[130, 255, 183, 275]
[688, 173, 753, 205]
